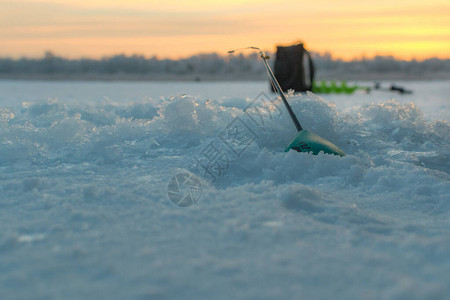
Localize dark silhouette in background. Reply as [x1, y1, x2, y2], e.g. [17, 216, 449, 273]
[273, 43, 315, 92]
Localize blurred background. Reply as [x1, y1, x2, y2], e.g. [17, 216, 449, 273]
[1, 0, 449, 81]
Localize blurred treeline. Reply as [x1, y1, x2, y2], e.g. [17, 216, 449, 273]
[0, 51, 449, 80]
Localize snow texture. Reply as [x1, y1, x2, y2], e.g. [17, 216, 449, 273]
[0, 80, 449, 300]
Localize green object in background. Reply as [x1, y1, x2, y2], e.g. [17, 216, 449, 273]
[340, 81, 359, 94]
[330, 81, 339, 93]
[313, 80, 331, 93]
[312, 80, 359, 94]
[285, 130, 345, 156]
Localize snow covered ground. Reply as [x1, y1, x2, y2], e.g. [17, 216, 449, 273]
[0, 80, 449, 299]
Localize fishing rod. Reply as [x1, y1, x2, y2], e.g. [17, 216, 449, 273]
[228, 47, 303, 132]
[228, 46, 345, 156]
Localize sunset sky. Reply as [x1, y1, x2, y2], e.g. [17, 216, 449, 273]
[1, 0, 449, 60]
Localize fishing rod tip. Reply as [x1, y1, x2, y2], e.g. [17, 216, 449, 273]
[228, 46, 261, 54]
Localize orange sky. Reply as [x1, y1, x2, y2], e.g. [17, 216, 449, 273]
[1, 0, 449, 60]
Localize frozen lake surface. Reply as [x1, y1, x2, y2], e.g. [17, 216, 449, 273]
[0, 80, 449, 299]
[1, 80, 449, 121]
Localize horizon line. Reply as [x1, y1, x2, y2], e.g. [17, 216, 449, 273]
[2, 50, 449, 62]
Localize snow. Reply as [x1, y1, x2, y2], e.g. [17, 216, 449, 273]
[0, 80, 449, 299]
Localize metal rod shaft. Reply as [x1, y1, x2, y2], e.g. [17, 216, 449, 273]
[260, 52, 303, 132]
